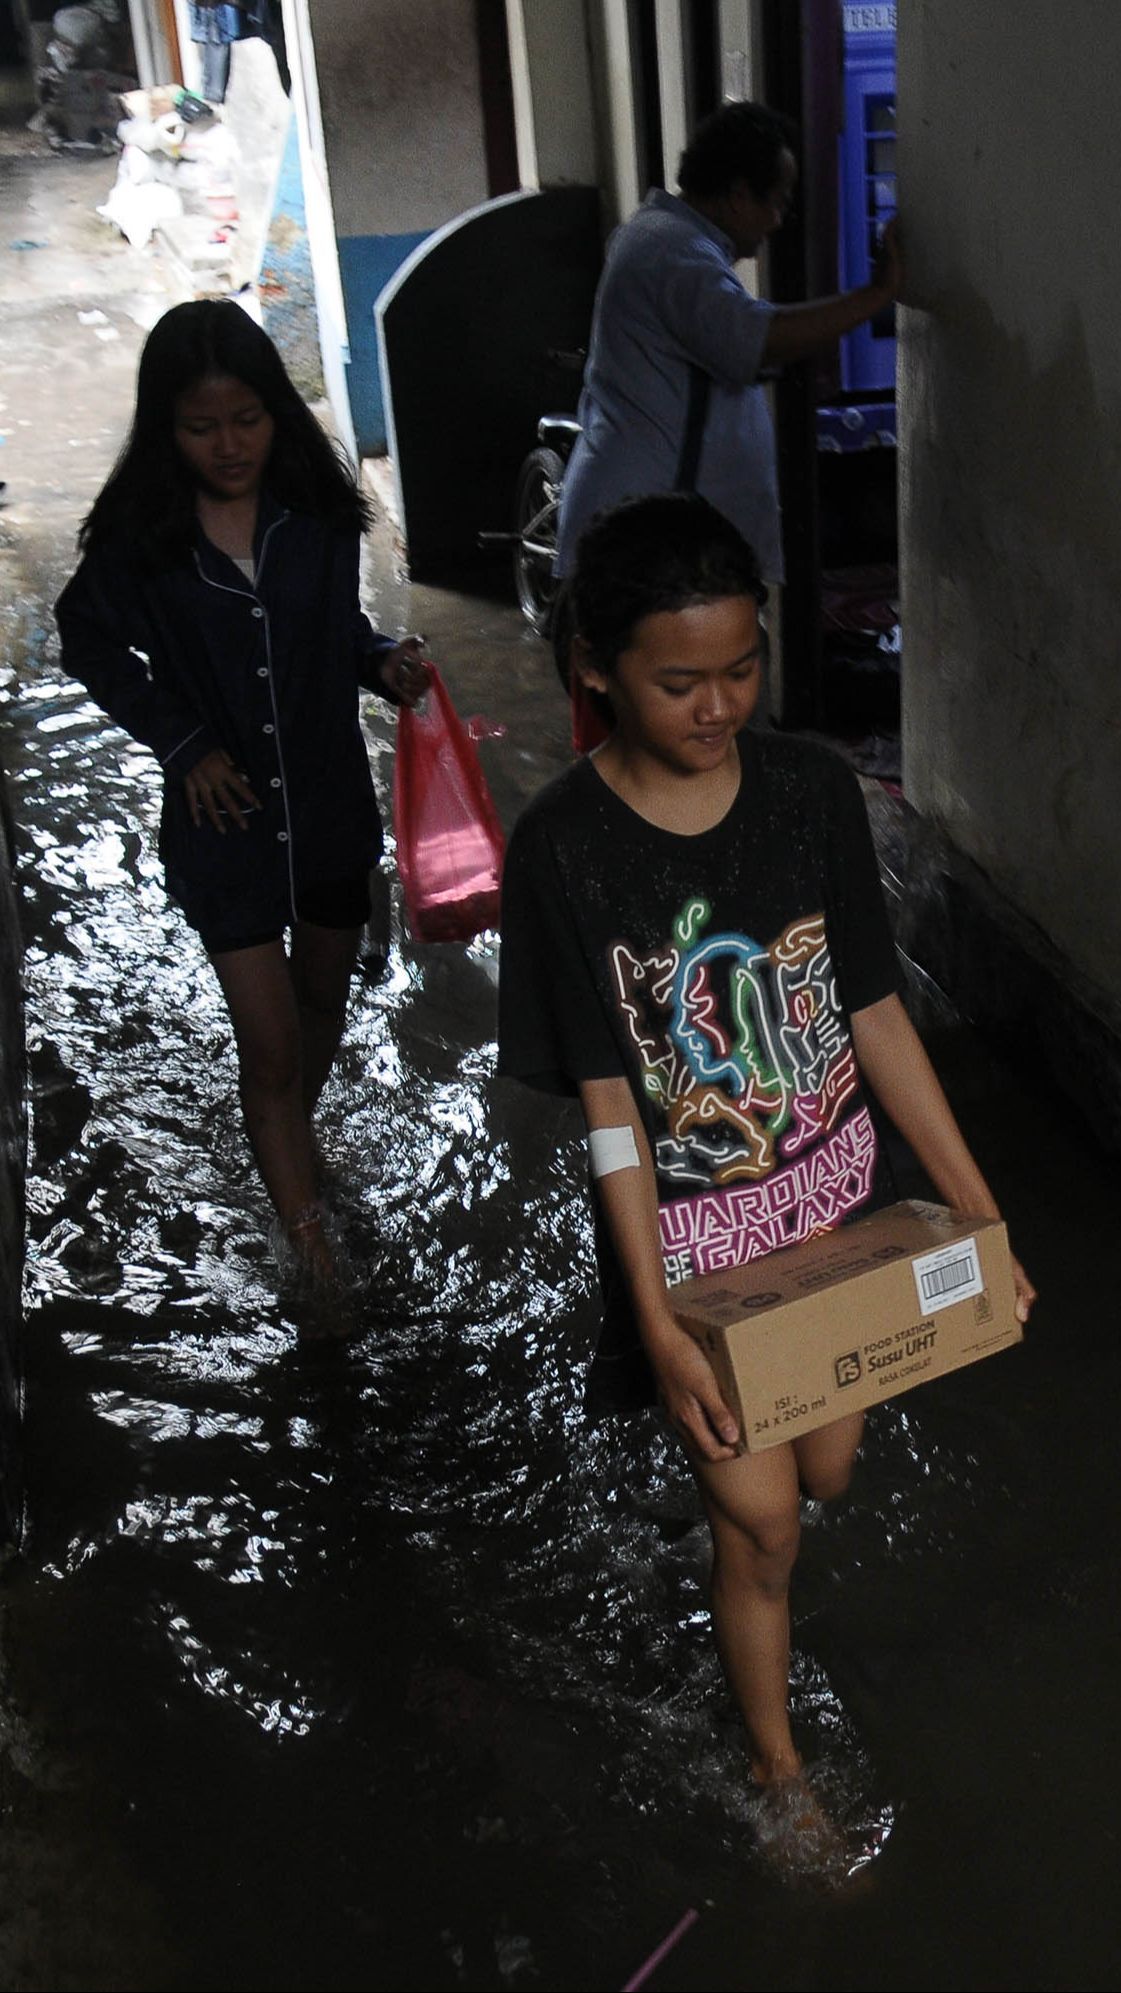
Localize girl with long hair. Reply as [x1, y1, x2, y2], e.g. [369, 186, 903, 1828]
[57, 300, 429, 1329]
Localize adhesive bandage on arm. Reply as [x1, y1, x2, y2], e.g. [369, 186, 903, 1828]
[588, 1124, 641, 1180]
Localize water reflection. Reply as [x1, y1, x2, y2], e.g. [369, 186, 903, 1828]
[5, 586, 978, 1979]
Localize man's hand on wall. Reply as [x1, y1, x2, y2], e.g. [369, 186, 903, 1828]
[872, 215, 904, 306]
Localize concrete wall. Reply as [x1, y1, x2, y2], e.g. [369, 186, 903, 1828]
[260, 114, 325, 401]
[505, 0, 596, 191]
[282, 0, 357, 456]
[297, 0, 492, 454]
[898, 1, 1121, 1004]
[310, 0, 489, 239]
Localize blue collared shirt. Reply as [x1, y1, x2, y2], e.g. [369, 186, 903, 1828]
[555, 189, 782, 580]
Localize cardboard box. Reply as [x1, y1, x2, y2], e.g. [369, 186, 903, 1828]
[673, 1200, 1021, 1452]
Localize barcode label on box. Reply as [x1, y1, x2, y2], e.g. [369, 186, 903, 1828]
[911, 1237, 983, 1314]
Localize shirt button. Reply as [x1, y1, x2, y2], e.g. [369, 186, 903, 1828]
[262, 723, 274, 734]
[277, 831, 288, 843]
[270, 777, 281, 789]
[252, 606, 265, 619]
[257, 667, 268, 678]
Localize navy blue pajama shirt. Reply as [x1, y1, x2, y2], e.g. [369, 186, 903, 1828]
[55, 496, 397, 951]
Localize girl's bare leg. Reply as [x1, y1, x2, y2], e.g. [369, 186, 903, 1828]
[691, 1440, 803, 1783]
[289, 921, 361, 1119]
[793, 1410, 865, 1502]
[209, 939, 321, 1239]
[691, 1412, 865, 1783]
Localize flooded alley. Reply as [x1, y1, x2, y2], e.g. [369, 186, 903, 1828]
[2, 132, 1121, 1993]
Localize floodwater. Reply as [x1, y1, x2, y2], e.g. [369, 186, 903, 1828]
[4, 558, 899, 1989]
[7, 542, 1121, 1993]
[4, 144, 1121, 1993]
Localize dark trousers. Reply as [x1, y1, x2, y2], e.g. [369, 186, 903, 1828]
[198, 39, 231, 103]
[195, 7, 289, 103]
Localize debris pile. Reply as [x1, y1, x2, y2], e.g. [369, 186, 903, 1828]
[98, 86, 240, 278]
[29, 2, 136, 149]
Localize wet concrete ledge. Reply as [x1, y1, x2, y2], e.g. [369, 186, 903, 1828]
[866, 783, 1121, 1157]
[0, 758, 25, 1551]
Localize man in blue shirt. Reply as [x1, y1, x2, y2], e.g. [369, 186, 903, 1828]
[555, 102, 901, 589]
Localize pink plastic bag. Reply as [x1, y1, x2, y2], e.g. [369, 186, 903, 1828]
[393, 667, 506, 943]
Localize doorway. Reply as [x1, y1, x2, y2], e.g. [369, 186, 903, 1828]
[764, 0, 900, 777]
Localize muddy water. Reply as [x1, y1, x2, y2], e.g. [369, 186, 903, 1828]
[2, 582, 892, 1979]
[3, 154, 1121, 1993]
[8, 548, 1121, 1993]
[0, 759, 23, 1549]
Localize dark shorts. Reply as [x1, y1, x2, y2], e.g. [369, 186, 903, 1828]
[201, 872, 372, 957]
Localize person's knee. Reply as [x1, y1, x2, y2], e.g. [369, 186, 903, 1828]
[237, 1028, 301, 1099]
[757, 1518, 801, 1594]
[299, 986, 348, 1030]
[714, 1511, 800, 1599]
[293, 962, 350, 1025]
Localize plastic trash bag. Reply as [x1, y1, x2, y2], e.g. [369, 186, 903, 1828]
[393, 667, 505, 943]
[97, 176, 183, 247]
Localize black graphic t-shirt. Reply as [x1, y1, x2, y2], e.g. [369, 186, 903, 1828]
[497, 733, 900, 1406]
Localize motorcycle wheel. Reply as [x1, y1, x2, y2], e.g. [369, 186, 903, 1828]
[513, 446, 564, 636]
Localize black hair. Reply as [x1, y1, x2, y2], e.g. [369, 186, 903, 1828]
[572, 494, 766, 674]
[678, 100, 798, 201]
[79, 299, 372, 561]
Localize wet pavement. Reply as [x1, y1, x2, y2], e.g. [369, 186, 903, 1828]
[3, 134, 1121, 1993]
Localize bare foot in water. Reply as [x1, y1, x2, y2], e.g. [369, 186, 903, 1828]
[283, 1205, 361, 1342]
[752, 1771, 853, 1888]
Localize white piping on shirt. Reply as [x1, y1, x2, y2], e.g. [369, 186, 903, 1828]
[160, 723, 205, 768]
[192, 513, 297, 920]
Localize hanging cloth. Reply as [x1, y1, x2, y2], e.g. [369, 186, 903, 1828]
[187, 3, 266, 46]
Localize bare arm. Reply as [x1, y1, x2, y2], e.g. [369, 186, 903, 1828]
[762, 217, 902, 368]
[850, 992, 1037, 1321]
[578, 1075, 741, 1461]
